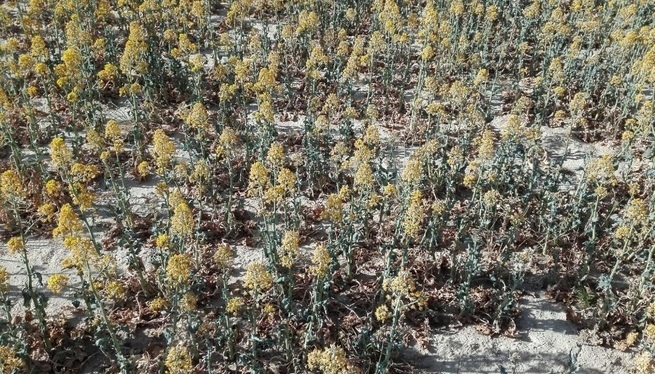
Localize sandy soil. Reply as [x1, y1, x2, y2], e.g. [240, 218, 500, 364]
[403, 294, 633, 373]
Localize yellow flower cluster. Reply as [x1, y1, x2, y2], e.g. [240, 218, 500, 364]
[104, 120, 124, 153]
[47, 274, 69, 294]
[401, 158, 422, 185]
[166, 253, 193, 287]
[383, 270, 427, 310]
[279, 230, 300, 268]
[585, 155, 617, 187]
[375, 304, 390, 322]
[247, 161, 270, 197]
[165, 345, 193, 374]
[244, 262, 273, 293]
[0, 169, 24, 202]
[0, 266, 8, 295]
[216, 127, 238, 158]
[52, 204, 84, 238]
[120, 21, 148, 75]
[353, 163, 374, 191]
[151, 129, 176, 174]
[184, 102, 209, 131]
[6, 237, 24, 254]
[403, 190, 424, 239]
[104, 280, 126, 300]
[226, 296, 244, 315]
[323, 193, 344, 223]
[0, 345, 23, 372]
[50, 137, 73, 170]
[307, 344, 356, 374]
[310, 244, 331, 278]
[266, 142, 285, 169]
[213, 244, 234, 270]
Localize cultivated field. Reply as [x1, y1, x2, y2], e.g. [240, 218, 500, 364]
[0, 0, 654, 373]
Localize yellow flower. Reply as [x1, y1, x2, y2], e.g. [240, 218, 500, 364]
[70, 163, 99, 184]
[184, 102, 209, 131]
[151, 129, 176, 174]
[61, 47, 82, 72]
[61, 237, 99, 271]
[420, 45, 435, 61]
[634, 351, 653, 374]
[177, 33, 197, 55]
[97, 63, 119, 86]
[170, 202, 194, 238]
[276, 168, 296, 194]
[0, 265, 9, 294]
[264, 185, 285, 204]
[180, 292, 197, 312]
[6, 237, 24, 254]
[322, 193, 343, 223]
[626, 198, 648, 224]
[477, 130, 495, 161]
[474, 68, 488, 86]
[167, 189, 185, 210]
[165, 345, 193, 374]
[213, 244, 234, 270]
[375, 304, 390, 322]
[244, 262, 272, 293]
[483, 189, 501, 207]
[310, 244, 331, 278]
[247, 161, 270, 197]
[47, 274, 69, 294]
[26, 85, 38, 97]
[137, 161, 151, 178]
[104, 120, 122, 141]
[226, 297, 244, 315]
[353, 163, 374, 191]
[569, 92, 587, 115]
[296, 10, 319, 35]
[166, 253, 193, 287]
[266, 141, 285, 169]
[262, 303, 276, 318]
[0, 345, 23, 372]
[86, 129, 104, 150]
[68, 183, 96, 211]
[463, 172, 477, 188]
[432, 200, 446, 216]
[147, 297, 168, 312]
[50, 137, 73, 169]
[0, 169, 24, 201]
[383, 270, 427, 310]
[155, 234, 170, 249]
[403, 190, 424, 239]
[401, 158, 422, 185]
[52, 204, 84, 237]
[189, 160, 210, 186]
[104, 280, 126, 300]
[383, 184, 397, 198]
[188, 53, 206, 72]
[585, 155, 617, 186]
[218, 127, 238, 150]
[645, 324, 655, 342]
[35, 62, 48, 75]
[485, 4, 499, 22]
[307, 344, 355, 374]
[120, 21, 148, 75]
[279, 230, 300, 268]
[30, 35, 48, 59]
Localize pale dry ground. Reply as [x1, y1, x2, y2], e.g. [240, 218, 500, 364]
[403, 294, 633, 373]
[0, 110, 639, 372]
